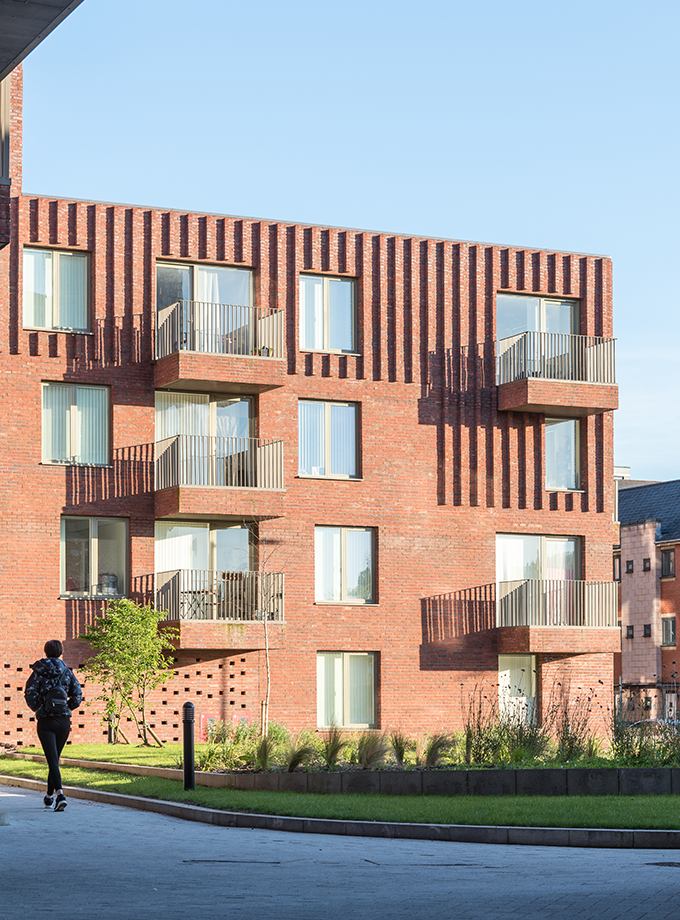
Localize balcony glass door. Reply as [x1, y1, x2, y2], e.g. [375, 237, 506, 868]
[498, 653, 536, 724]
[496, 534, 580, 626]
[496, 294, 579, 380]
[215, 398, 251, 486]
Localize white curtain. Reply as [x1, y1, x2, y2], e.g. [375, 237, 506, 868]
[330, 404, 356, 476]
[155, 392, 209, 440]
[58, 252, 88, 330]
[76, 386, 108, 464]
[546, 537, 577, 580]
[298, 401, 325, 475]
[317, 653, 343, 727]
[496, 534, 541, 582]
[348, 654, 374, 725]
[23, 249, 52, 328]
[42, 384, 70, 462]
[328, 278, 354, 352]
[300, 276, 324, 350]
[155, 522, 209, 572]
[315, 527, 342, 601]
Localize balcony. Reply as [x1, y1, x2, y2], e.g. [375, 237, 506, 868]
[155, 435, 285, 520]
[155, 301, 285, 394]
[156, 569, 285, 650]
[497, 331, 618, 416]
[496, 578, 620, 654]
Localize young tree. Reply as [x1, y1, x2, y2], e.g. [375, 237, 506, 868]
[80, 598, 178, 746]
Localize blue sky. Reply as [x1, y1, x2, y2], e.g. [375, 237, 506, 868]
[20, 0, 680, 481]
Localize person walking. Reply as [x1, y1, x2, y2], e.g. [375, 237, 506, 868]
[25, 640, 82, 812]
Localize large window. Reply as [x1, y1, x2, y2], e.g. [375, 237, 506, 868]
[317, 652, 376, 728]
[545, 418, 580, 491]
[156, 262, 252, 312]
[496, 533, 580, 582]
[662, 549, 676, 579]
[662, 618, 676, 647]
[42, 383, 109, 465]
[300, 275, 356, 353]
[24, 248, 90, 331]
[298, 401, 359, 478]
[315, 526, 375, 604]
[61, 516, 127, 597]
[496, 293, 579, 342]
[498, 654, 536, 724]
[155, 521, 251, 573]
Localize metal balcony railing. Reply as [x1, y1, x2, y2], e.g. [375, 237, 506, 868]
[496, 578, 618, 628]
[155, 435, 284, 491]
[156, 301, 284, 359]
[156, 569, 284, 622]
[497, 332, 616, 385]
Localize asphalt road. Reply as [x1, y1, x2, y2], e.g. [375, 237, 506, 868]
[2, 784, 680, 920]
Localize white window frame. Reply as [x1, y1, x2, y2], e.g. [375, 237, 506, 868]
[315, 526, 376, 604]
[661, 549, 676, 579]
[299, 274, 357, 354]
[316, 651, 377, 729]
[662, 617, 676, 647]
[298, 400, 360, 479]
[496, 292, 580, 340]
[61, 516, 128, 597]
[23, 247, 90, 332]
[42, 382, 110, 466]
[545, 417, 581, 491]
[156, 261, 254, 309]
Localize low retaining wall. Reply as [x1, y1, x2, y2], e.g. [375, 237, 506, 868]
[7, 753, 680, 796]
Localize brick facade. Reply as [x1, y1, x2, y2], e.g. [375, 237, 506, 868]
[1, 66, 619, 746]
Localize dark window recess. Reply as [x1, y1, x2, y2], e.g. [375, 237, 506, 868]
[643, 624, 652, 637]
[626, 560, 634, 574]
[644, 697, 652, 710]
[662, 549, 676, 578]
[626, 625, 634, 639]
[643, 558, 651, 572]
[613, 556, 621, 582]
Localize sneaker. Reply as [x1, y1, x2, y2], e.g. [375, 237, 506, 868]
[43, 795, 54, 807]
[53, 793, 67, 812]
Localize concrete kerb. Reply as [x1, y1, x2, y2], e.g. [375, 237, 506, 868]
[3, 773, 680, 849]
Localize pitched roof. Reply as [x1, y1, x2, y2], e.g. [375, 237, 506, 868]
[618, 480, 680, 543]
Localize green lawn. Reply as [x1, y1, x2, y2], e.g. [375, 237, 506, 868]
[20, 742, 187, 768]
[3, 755, 680, 829]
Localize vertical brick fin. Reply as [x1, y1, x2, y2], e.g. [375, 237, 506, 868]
[468, 245, 479, 507]
[285, 224, 299, 376]
[562, 255, 572, 295]
[485, 247, 499, 508]
[402, 238, 413, 384]
[440, 242, 453, 504]
[303, 227, 313, 270]
[457, 244, 470, 506]
[392, 236, 404, 385]
[418, 239, 430, 390]
[161, 213, 171, 256]
[48, 199, 59, 244]
[547, 253, 556, 293]
[8, 197, 20, 353]
[0, 183, 10, 250]
[499, 248, 509, 290]
[320, 229, 329, 272]
[531, 251, 541, 292]
[67, 202, 78, 247]
[579, 257, 592, 336]
[353, 234, 365, 379]
[267, 224, 278, 313]
[580, 414, 592, 513]
[337, 230, 347, 274]
[344, 231, 356, 276]
[376, 235, 388, 382]
[594, 258, 604, 337]
[517, 413, 527, 509]
[434, 241, 446, 505]
[386, 237, 397, 383]
[601, 257, 613, 337]
[515, 250, 525, 290]
[533, 415, 543, 510]
[250, 222, 260, 272]
[28, 197, 39, 242]
[216, 218, 225, 261]
[233, 220, 243, 263]
[143, 211, 153, 363]
[197, 216, 207, 261]
[449, 244, 461, 506]
[123, 209, 134, 365]
[595, 412, 604, 513]
[179, 214, 189, 258]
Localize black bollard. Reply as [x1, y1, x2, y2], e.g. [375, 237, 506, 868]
[182, 701, 195, 791]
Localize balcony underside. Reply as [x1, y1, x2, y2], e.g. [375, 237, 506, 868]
[162, 619, 286, 651]
[497, 378, 619, 416]
[497, 625, 621, 655]
[155, 485, 285, 520]
[155, 351, 285, 395]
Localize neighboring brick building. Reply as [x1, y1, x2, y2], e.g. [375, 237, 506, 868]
[1, 65, 620, 746]
[615, 480, 680, 719]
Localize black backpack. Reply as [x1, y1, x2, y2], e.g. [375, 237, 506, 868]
[42, 676, 70, 717]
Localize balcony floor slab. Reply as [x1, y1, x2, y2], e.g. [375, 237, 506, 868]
[497, 625, 621, 655]
[155, 485, 285, 520]
[162, 619, 286, 651]
[497, 378, 618, 417]
[155, 352, 285, 395]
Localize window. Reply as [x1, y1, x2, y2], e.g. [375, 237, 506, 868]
[317, 652, 376, 728]
[643, 557, 651, 572]
[61, 516, 127, 596]
[300, 275, 356, 353]
[498, 654, 536, 724]
[157, 262, 252, 312]
[662, 549, 676, 578]
[298, 401, 359, 478]
[545, 418, 580, 490]
[42, 383, 109, 465]
[496, 293, 579, 342]
[315, 526, 375, 603]
[155, 521, 251, 573]
[643, 623, 652, 637]
[613, 555, 621, 582]
[24, 248, 89, 331]
[663, 618, 676, 647]
[626, 625, 634, 639]
[496, 534, 580, 582]
[626, 560, 634, 574]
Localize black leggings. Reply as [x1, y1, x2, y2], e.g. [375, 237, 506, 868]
[37, 716, 71, 795]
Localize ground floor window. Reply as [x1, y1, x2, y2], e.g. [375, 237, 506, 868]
[662, 617, 676, 647]
[61, 516, 127, 597]
[317, 651, 376, 728]
[498, 654, 536, 723]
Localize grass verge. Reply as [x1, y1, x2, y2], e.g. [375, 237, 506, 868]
[3, 756, 680, 829]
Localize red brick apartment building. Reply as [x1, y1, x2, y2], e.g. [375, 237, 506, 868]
[615, 480, 680, 719]
[0, 66, 620, 746]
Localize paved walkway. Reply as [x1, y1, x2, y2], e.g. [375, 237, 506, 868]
[3, 784, 680, 920]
